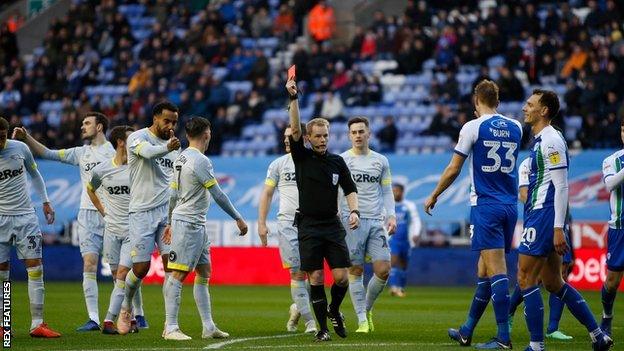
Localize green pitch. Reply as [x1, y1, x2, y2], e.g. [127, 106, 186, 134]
[5, 282, 619, 350]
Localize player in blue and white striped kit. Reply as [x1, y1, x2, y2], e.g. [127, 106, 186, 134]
[599, 118, 624, 337]
[388, 182, 421, 297]
[517, 89, 612, 351]
[425, 80, 521, 349]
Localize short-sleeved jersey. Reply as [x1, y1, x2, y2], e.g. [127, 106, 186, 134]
[88, 159, 130, 236]
[52, 142, 115, 210]
[265, 154, 298, 222]
[454, 113, 523, 206]
[171, 147, 216, 224]
[339, 149, 392, 220]
[602, 149, 624, 229]
[0, 140, 40, 215]
[526, 125, 569, 211]
[127, 128, 179, 213]
[519, 157, 531, 188]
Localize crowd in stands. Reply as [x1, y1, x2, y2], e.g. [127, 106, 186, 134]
[0, 0, 623, 155]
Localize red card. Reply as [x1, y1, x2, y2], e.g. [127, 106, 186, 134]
[287, 65, 296, 80]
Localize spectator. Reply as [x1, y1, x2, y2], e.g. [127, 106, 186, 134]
[320, 92, 345, 121]
[308, 0, 335, 43]
[0, 23, 18, 67]
[273, 4, 295, 42]
[497, 67, 525, 102]
[376, 116, 398, 153]
[561, 44, 588, 78]
[251, 7, 272, 38]
[0, 82, 21, 109]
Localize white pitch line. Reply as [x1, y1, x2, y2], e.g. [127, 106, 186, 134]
[238, 342, 450, 349]
[204, 333, 302, 349]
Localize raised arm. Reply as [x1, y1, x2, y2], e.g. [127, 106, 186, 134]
[13, 126, 66, 161]
[128, 131, 179, 160]
[286, 78, 301, 141]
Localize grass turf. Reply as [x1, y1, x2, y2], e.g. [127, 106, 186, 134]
[4, 282, 619, 350]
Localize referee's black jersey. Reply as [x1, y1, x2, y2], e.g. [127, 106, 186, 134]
[289, 135, 357, 218]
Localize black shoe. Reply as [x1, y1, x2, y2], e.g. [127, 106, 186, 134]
[327, 308, 347, 338]
[314, 330, 331, 342]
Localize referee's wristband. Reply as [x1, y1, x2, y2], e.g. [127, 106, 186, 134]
[289, 92, 298, 101]
[350, 210, 360, 218]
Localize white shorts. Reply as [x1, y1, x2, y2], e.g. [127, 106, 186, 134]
[103, 230, 132, 269]
[167, 219, 210, 272]
[0, 213, 42, 262]
[277, 220, 301, 273]
[129, 204, 169, 263]
[342, 217, 391, 266]
[77, 209, 105, 256]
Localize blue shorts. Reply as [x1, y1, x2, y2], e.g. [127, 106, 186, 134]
[470, 204, 517, 253]
[607, 228, 624, 272]
[519, 206, 555, 257]
[389, 235, 410, 261]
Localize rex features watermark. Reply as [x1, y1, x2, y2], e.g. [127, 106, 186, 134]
[2, 281, 10, 348]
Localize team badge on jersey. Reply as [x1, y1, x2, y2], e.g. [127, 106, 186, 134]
[332, 173, 339, 185]
[169, 251, 177, 262]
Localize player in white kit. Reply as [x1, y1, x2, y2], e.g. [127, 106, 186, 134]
[13, 112, 114, 331]
[258, 124, 317, 334]
[339, 116, 396, 333]
[117, 101, 181, 335]
[0, 117, 60, 337]
[163, 117, 248, 340]
[86, 125, 147, 334]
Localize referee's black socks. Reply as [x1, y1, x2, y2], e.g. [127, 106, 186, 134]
[329, 283, 348, 315]
[310, 285, 329, 331]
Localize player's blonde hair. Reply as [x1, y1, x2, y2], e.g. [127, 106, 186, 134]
[306, 118, 330, 135]
[474, 80, 499, 108]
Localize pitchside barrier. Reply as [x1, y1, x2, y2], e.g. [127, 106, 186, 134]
[7, 150, 622, 291]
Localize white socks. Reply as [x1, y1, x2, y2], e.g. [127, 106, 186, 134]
[122, 269, 142, 311]
[83, 272, 99, 324]
[366, 274, 387, 312]
[27, 266, 45, 329]
[105, 279, 125, 322]
[194, 276, 215, 330]
[164, 276, 183, 333]
[348, 274, 368, 324]
[291, 279, 314, 323]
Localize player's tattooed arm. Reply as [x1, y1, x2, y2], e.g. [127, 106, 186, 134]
[286, 77, 301, 141]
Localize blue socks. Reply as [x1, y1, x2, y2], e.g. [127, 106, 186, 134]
[490, 274, 510, 343]
[508, 283, 523, 316]
[460, 277, 491, 336]
[601, 284, 617, 317]
[547, 293, 565, 334]
[522, 285, 544, 343]
[556, 283, 599, 332]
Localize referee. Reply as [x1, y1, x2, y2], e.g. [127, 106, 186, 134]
[285, 77, 360, 342]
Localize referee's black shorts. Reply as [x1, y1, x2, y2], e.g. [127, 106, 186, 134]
[296, 215, 351, 271]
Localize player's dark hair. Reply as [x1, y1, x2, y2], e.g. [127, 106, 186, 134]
[288, 123, 307, 134]
[185, 117, 211, 138]
[153, 101, 179, 116]
[474, 80, 499, 108]
[348, 116, 370, 130]
[84, 112, 109, 133]
[0, 117, 8, 131]
[392, 183, 404, 191]
[109, 125, 134, 149]
[532, 89, 560, 120]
